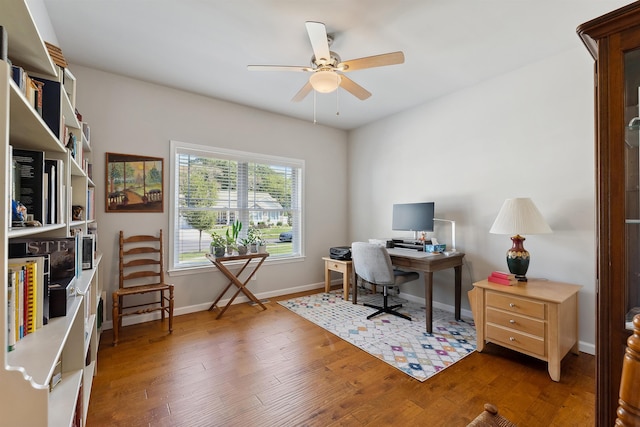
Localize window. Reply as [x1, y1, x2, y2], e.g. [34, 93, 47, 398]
[169, 141, 304, 270]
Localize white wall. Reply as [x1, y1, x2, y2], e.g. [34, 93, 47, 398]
[32, 0, 598, 350]
[348, 47, 597, 352]
[71, 65, 348, 322]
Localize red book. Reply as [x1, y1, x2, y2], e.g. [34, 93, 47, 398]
[490, 271, 516, 280]
[487, 274, 517, 286]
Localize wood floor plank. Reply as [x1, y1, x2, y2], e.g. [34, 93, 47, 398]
[87, 287, 596, 426]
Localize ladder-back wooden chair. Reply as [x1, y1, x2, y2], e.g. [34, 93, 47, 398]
[112, 229, 174, 346]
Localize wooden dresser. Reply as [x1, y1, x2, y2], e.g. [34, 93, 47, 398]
[472, 279, 582, 381]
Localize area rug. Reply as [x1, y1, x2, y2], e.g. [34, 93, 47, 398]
[278, 289, 476, 382]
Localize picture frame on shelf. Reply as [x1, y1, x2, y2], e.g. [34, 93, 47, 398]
[106, 152, 163, 213]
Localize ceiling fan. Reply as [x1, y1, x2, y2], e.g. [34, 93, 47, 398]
[248, 21, 405, 102]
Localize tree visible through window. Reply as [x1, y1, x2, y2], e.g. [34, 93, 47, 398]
[170, 141, 304, 269]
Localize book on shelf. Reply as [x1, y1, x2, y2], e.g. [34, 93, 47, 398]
[44, 159, 64, 224]
[10, 254, 50, 324]
[44, 41, 68, 69]
[11, 67, 43, 115]
[12, 148, 45, 225]
[7, 259, 37, 338]
[11, 66, 26, 91]
[7, 270, 16, 351]
[487, 271, 518, 286]
[43, 170, 49, 224]
[87, 187, 95, 220]
[31, 76, 64, 140]
[33, 79, 44, 116]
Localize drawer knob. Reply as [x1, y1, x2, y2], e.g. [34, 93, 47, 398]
[509, 303, 516, 308]
[509, 337, 516, 341]
[509, 319, 516, 324]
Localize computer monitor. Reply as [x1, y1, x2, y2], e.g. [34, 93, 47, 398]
[392, 202, 435, 239]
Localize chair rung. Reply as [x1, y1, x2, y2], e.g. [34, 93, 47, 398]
[114, 284, 171, 296]
[119, 306, 170, 317]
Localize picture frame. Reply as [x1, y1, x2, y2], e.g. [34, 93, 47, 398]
[106, 152, 163, 213]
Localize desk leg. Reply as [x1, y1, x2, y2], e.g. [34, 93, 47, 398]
[343, 265, 351, 301]
[324, 261, 331, 293]
[353, 275, 358, 305]
[455, 265, 462, 321]
[424, 272, 433, 334]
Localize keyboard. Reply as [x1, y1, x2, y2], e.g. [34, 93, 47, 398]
[387, 248, 439, 258]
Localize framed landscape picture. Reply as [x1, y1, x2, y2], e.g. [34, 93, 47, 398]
[106, 152, 163, 213]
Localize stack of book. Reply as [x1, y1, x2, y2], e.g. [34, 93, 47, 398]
[487, 271, 518, 286]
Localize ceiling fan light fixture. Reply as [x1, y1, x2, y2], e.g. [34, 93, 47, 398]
[309, 70, 341, 93]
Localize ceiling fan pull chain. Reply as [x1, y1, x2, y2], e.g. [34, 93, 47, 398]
[313, 90, 317, 124]
[336, 87, 340, 116]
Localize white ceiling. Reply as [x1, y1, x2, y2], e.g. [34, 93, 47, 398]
[42, 0, 631, 130]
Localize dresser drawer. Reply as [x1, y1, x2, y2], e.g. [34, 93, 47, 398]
[486, 324, 546, 357]
[486, 291, 546, 319]
[486, 307, 545, 338]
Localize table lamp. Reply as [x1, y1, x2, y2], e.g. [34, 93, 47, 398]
[489, 198, 552, 281]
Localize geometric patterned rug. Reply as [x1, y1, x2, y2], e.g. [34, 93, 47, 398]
[278, 289, 476, 382]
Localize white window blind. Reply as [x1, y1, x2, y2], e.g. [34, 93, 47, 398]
[170, 141, 304, 270]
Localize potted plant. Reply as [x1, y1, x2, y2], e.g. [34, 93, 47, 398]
[255, 233, 267, 254]
[247, 228, 260, 253]
[210, 232, 226, 257]
[237, 237, 251, 255]
[225, 220, 242, 255]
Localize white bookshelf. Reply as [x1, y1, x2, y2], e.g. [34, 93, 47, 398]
[0, 1, 102, 425]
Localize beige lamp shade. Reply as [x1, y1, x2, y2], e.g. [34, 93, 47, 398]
[489, 198, 552, 235]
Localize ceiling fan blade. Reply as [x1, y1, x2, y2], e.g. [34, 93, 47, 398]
[292, 81, 313, 102]
[305, 21, 331, 65]
[340, 51, 405, 72]
[248, 65, 311, 72]
[339, 75, 371, 100]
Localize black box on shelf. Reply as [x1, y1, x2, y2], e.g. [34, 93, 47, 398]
[82, 235, 95, 270]
[49, 276, 75, 318]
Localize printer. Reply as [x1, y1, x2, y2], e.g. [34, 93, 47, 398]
[329, 246, 351, 260]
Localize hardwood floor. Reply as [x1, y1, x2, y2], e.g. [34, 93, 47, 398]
[87, 288, 595, 426]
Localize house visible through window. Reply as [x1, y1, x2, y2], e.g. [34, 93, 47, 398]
[170, 141, 304, 270]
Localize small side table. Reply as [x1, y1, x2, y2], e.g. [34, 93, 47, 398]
[472, 278, 582, 382]
[206, 252, 269, 319]
[322, 257, 353, 301]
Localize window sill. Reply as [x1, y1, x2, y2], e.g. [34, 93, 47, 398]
[168, 254, 306, 277]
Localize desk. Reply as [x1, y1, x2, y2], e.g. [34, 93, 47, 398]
[322, 257, 353, 300]
[205, 252, 269, 319]
[356, 249, 465, 334]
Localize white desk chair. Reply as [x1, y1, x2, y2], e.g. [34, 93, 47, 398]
[351, 242, 419, 320]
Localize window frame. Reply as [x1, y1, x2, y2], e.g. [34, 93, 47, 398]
[169, 140, 305, 272]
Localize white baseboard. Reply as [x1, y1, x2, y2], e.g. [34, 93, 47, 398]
[102, 280, 328, 330]
[101, 280, 598, 355]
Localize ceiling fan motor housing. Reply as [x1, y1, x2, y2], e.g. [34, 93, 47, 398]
[311, 51, 341, 69]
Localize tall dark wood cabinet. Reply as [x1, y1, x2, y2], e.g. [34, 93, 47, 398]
[578, 2, 640, 425]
